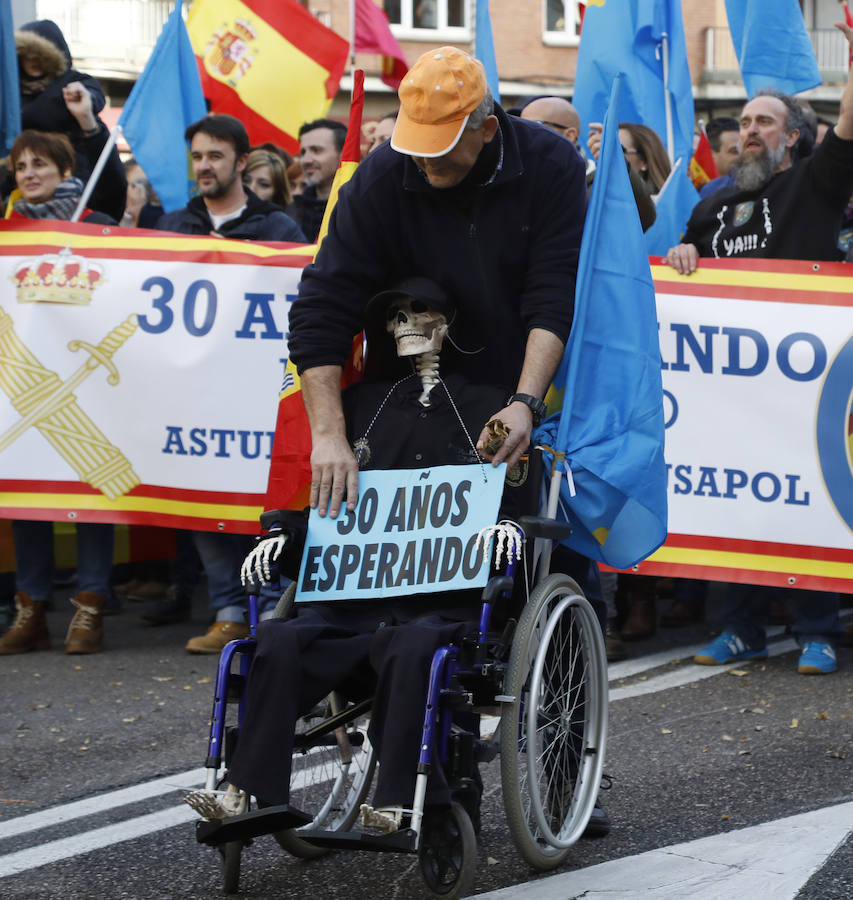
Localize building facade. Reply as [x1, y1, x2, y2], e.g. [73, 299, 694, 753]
[10, 1, 850, 126]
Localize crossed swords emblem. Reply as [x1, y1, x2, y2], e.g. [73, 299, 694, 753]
[0, 306, 141, 500]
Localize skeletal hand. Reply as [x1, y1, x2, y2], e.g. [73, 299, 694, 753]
[474, 520, 524, 570]
[240, 533, 286, 586]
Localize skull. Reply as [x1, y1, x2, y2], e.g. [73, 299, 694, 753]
[386, 298, 448, 357]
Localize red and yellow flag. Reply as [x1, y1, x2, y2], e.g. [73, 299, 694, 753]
[265, 71, 366, 512]
[354, 0, 408, 90]
[688, 126, 719, 189]
[187, 0, 349, 153]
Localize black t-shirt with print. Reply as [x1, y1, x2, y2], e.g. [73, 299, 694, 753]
[683, 128, 853, 262]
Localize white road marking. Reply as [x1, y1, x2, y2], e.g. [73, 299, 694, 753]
[2, 619, 849, 880]
[0, 805, 198, 878]
[610, 637, 799, 701]
[0, 768, 207, 840]
[471, 800, 853, 900]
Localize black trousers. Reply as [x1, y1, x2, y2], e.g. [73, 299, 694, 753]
[227, 599, 477, 810]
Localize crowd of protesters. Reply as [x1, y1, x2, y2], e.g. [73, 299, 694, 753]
[1, 19, 852, 673]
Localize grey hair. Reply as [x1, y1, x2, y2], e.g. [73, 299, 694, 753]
[752, 88, 808, 137]
[466, 86, 494, 132]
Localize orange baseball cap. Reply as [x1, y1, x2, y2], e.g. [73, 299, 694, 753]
[391, 47, 488, 158]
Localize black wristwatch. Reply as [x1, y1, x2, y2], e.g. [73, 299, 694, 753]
[508, 392, 547, 427]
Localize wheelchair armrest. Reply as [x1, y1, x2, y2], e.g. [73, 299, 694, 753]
[259, 507, 309, 535]
[481, 576, 514, 604]
[518, 515, 573, 542]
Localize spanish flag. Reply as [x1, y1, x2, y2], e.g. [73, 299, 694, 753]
[187, 0, 349, 154]
[688, 126, 719, 189]
[264, 71, 366, 511]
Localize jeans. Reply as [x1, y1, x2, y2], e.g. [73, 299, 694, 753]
[13, 520, 114, 602]
[720, 584, 841, 649]
[191, 530, 279, 622]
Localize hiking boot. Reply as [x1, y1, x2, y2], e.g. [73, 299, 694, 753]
[694, 632, 767, 665]
[185, 621, 249, 654]
[65, 592, 104, 654]
[0, 592, 50, 654]
[141, 586, 192, 626]
[127, 581, 168, 603]
[797, 641, 837, 675]
[660, 599, 702, 627]
[620, 596, 656, 641]
[605, 621, 627, 662]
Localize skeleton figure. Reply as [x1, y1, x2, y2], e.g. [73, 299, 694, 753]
[385, 297, 448, 406]
[242, 282, 506, 589]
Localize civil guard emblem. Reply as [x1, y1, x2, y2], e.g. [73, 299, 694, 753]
[733, 202, 755, 227]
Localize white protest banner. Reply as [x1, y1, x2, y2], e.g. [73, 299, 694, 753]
[0, 220, 312, 533]
[4, 225, 853, 593]
[296, 464, 506, 602]
[637, 258, 853, 592]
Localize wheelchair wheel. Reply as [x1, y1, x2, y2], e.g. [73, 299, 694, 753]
[418, 801, 477, 899]
[273, 693, 375, 859]
[220, 840, 242, 894]
[499, 573, 608, 871]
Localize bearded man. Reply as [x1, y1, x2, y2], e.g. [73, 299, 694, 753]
[667, 22, 853, 275]
[157, 114, 304, 242]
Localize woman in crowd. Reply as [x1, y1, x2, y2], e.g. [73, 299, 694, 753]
[120, 159, 161, 228]
[243, 148, 292, 210]
[618, 122, 671, 194]
[0, 129, 117, 656]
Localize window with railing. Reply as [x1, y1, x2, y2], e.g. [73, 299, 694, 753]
[385, 0, 470, 42]
[543, 0, 581, 47]
[704, 25, 849, 81]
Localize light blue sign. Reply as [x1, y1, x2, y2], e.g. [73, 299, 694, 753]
[296, 464, 506, 602]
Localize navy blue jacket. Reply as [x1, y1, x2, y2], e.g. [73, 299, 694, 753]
[156, 190, 306, 242]
[288, 106, 586, 390]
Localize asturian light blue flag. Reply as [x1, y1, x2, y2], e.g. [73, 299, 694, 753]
[644, 160, 700, 256]
[475, 0, 500, 103]
[573, 0, 693, 165]
[119, 0, 206, 213]
[725, 0, 821, 97]
[538, 73, 667, 571]
[0, 0, 21, 156]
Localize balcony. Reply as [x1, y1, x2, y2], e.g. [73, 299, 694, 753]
[704, 25, 849, 93]
[34, 0, 172, 80]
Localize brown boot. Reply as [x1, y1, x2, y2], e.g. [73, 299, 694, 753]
[605, 621, 627, 662]
[65, 592, 104, 654]
[186, 621, 249, 655]
[0, 592, 50, 654]
[620, 595, 657, 641]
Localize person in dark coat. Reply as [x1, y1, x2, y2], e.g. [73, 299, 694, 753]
[156, 114, 305, 243]
[15, 19, 126, 222]
[154, 114, 304, 658]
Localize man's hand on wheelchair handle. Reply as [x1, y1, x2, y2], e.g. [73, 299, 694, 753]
[477, 402, 532, 469]
[310, 433, 359, 518]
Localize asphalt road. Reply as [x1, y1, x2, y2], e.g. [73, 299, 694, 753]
[1, 588, 851, 899]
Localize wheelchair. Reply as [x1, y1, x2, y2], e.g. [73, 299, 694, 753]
[192, 508, 609, 899]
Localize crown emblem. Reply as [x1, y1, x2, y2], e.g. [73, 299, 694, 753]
[12, 248, 104, 305]
[232, 18, 257, 42]
[204, 21, 257, 86]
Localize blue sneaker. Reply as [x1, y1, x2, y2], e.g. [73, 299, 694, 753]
[694, 632, 768, 665]
[797, 641, 837, 675]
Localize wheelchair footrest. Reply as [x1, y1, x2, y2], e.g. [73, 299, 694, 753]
[195, 804, 312, 846]
[298, 827, 418, 854]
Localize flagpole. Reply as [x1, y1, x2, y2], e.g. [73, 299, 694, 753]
[71, 125, 122, 223]
[349, 0, 356, 74]
[661, 33, 674, 164]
